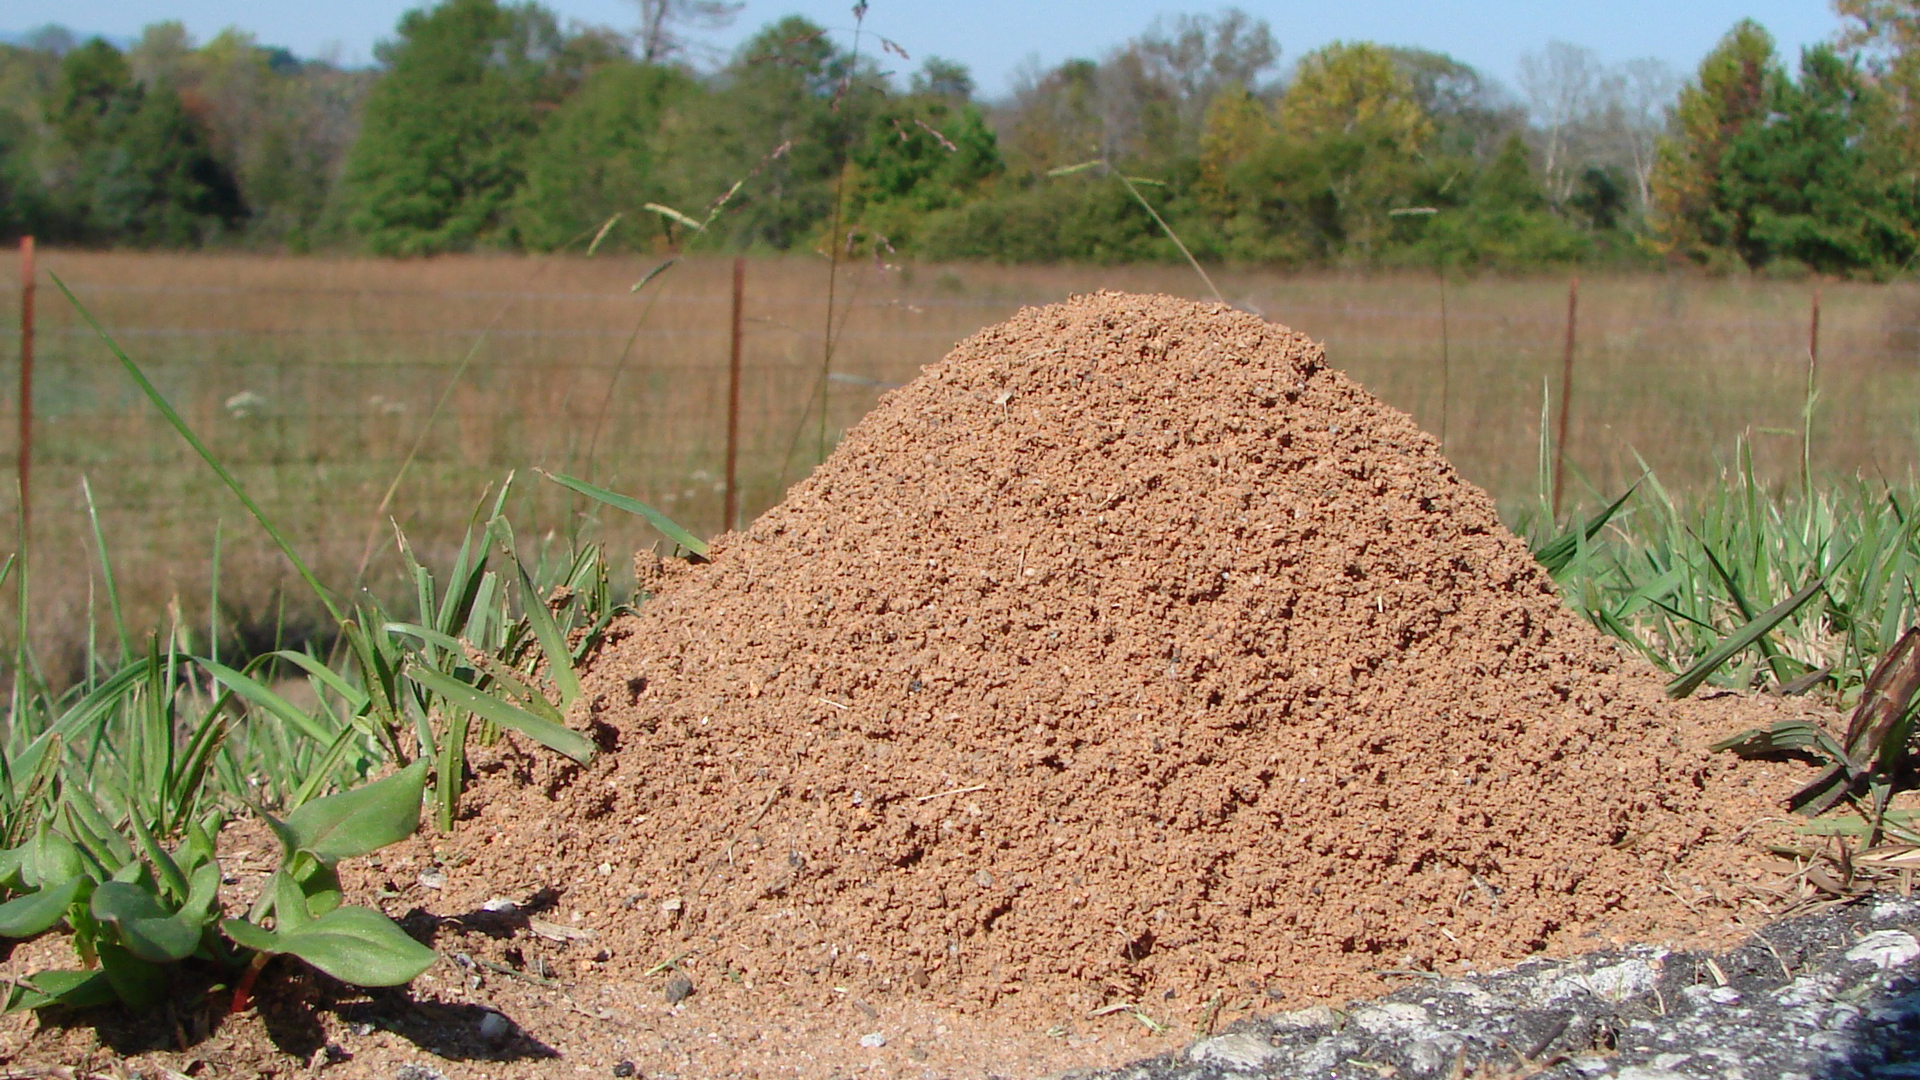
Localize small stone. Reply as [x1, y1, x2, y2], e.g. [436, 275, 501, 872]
[611, 1063, 637, 1078]
[1846, 929, 1920, 970]
[973, 869, 994, 888]
[478, 1010, 513, 1046]
[1349, 1001, 1431, 1036]
[1268, 1004, 1339, 1031]
[1188, 1032, 1277, 1069]
[416, 868, 446, 890]
[1707, 986, 1742, 1005]
[665, 973, 694, 1004]
[395, 1066, 448, 1080]
[1615, 1068, 1689, 1080]
[859, 1032, 887, 1048]
[481, 897, 517, 913]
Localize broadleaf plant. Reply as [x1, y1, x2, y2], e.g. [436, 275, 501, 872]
[0, 760, 436, 1012]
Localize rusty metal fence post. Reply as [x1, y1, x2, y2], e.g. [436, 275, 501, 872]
[1551, 277, 1579, 519]
[724, 256, 745, 533]
[17, 236, 33, 542]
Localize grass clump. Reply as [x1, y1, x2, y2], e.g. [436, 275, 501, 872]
[0, 289, 693, 1015]
[1534, 440, 1920, 852]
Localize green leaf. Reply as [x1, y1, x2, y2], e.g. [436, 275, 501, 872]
[280, 760, 427, 862]
[0, 877, 86, 938]
[1710, 719, 1851, 763]
[180, 860, 220, 925]
[97, 941, 165, 1009]
[10, 661, 150, 792]
[198, 658, 337, 746]
[407, 666, 595, 764]
[289, 724, 371, 811]
[270, 869, 313, 932]
[7, 969, 116, 1012]
[26, 828, 86, 889]
[0, 841, 30, 893]
[294, 858, 344, 920]
[51, 274, 344, 626]
[90, 881, 201, 963]
[384, 621, 468, 656]
[220, 916, 280, 955]
[58, 795, 129, 875]
[270, 649, 370, 715]
[517, 560, 583, 710]
[542, 472, 708, 557]
[128, 814, 187, 904]
[1667, 568, 1836, 699]
[1533, 482, 1640, 577]
[223, 905, 436, 987]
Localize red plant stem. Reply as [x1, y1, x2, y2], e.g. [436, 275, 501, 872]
[229, 952, 270, 1015]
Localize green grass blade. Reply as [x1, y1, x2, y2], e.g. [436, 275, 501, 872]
[197, 659, 336, 747]
[79, 479, 130, 664]
[1667, 569, 1835, 698]
[542, 471, 708, 557]
[515, 561, 582, 710]
[405, 666, 595, 765]
[270, 650, 371, 715]
[51, 275, 343, 627]
[383, 622, 467, 657]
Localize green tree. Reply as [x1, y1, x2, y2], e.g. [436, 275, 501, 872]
[1718, 45, 1917, 273]
[1255, 42, 1435, 259]
[1412, 133, 1590, 268]
[1649, 20, 1783, 267]
[84, 78, 246, 245]
[512, 60, 694, 250]
[342, 0, 572, 255]
[44, 38, 245, 245]
[650, 15, 879, 251]
[49, 38, 132, 147]
[846, 74, 1003, 252]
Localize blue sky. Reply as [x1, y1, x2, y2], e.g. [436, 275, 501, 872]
[5, 1, 1846, 98]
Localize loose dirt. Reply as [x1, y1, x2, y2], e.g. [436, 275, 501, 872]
[0, 292, 1825, 1078]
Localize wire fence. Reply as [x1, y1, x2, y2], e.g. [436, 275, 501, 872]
[1, 247, 1916, 660]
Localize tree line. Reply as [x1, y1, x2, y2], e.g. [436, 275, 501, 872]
[1, 0, 1917, 275]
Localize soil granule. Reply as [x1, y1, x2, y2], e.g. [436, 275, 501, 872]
[446, 293, 1804, 1019]
[0, 291, 1828, 1079]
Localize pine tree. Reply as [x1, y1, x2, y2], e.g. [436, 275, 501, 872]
[1649, 20, 1782, 267]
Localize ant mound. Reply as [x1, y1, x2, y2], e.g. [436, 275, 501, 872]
[458, 292, 1797, 1020]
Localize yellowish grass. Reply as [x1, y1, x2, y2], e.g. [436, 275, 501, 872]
[3, 250, 1915, 668]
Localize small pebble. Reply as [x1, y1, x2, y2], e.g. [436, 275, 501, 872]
[612, 1063, 637, 1078]
[665, 973, 694, 1004]
[478, 1010, 514, 1046]
[417, 868, 447, 890]
[395, 1066, 448, 1080]
[859, 1032, 887, 1048]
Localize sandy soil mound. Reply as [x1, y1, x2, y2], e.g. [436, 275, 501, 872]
[448, 292, 1799, 1024]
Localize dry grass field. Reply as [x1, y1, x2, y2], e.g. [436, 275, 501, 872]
[2, 250, 1916, 668]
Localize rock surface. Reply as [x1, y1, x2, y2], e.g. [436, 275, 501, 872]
[1097, 894, 1920, 1080]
